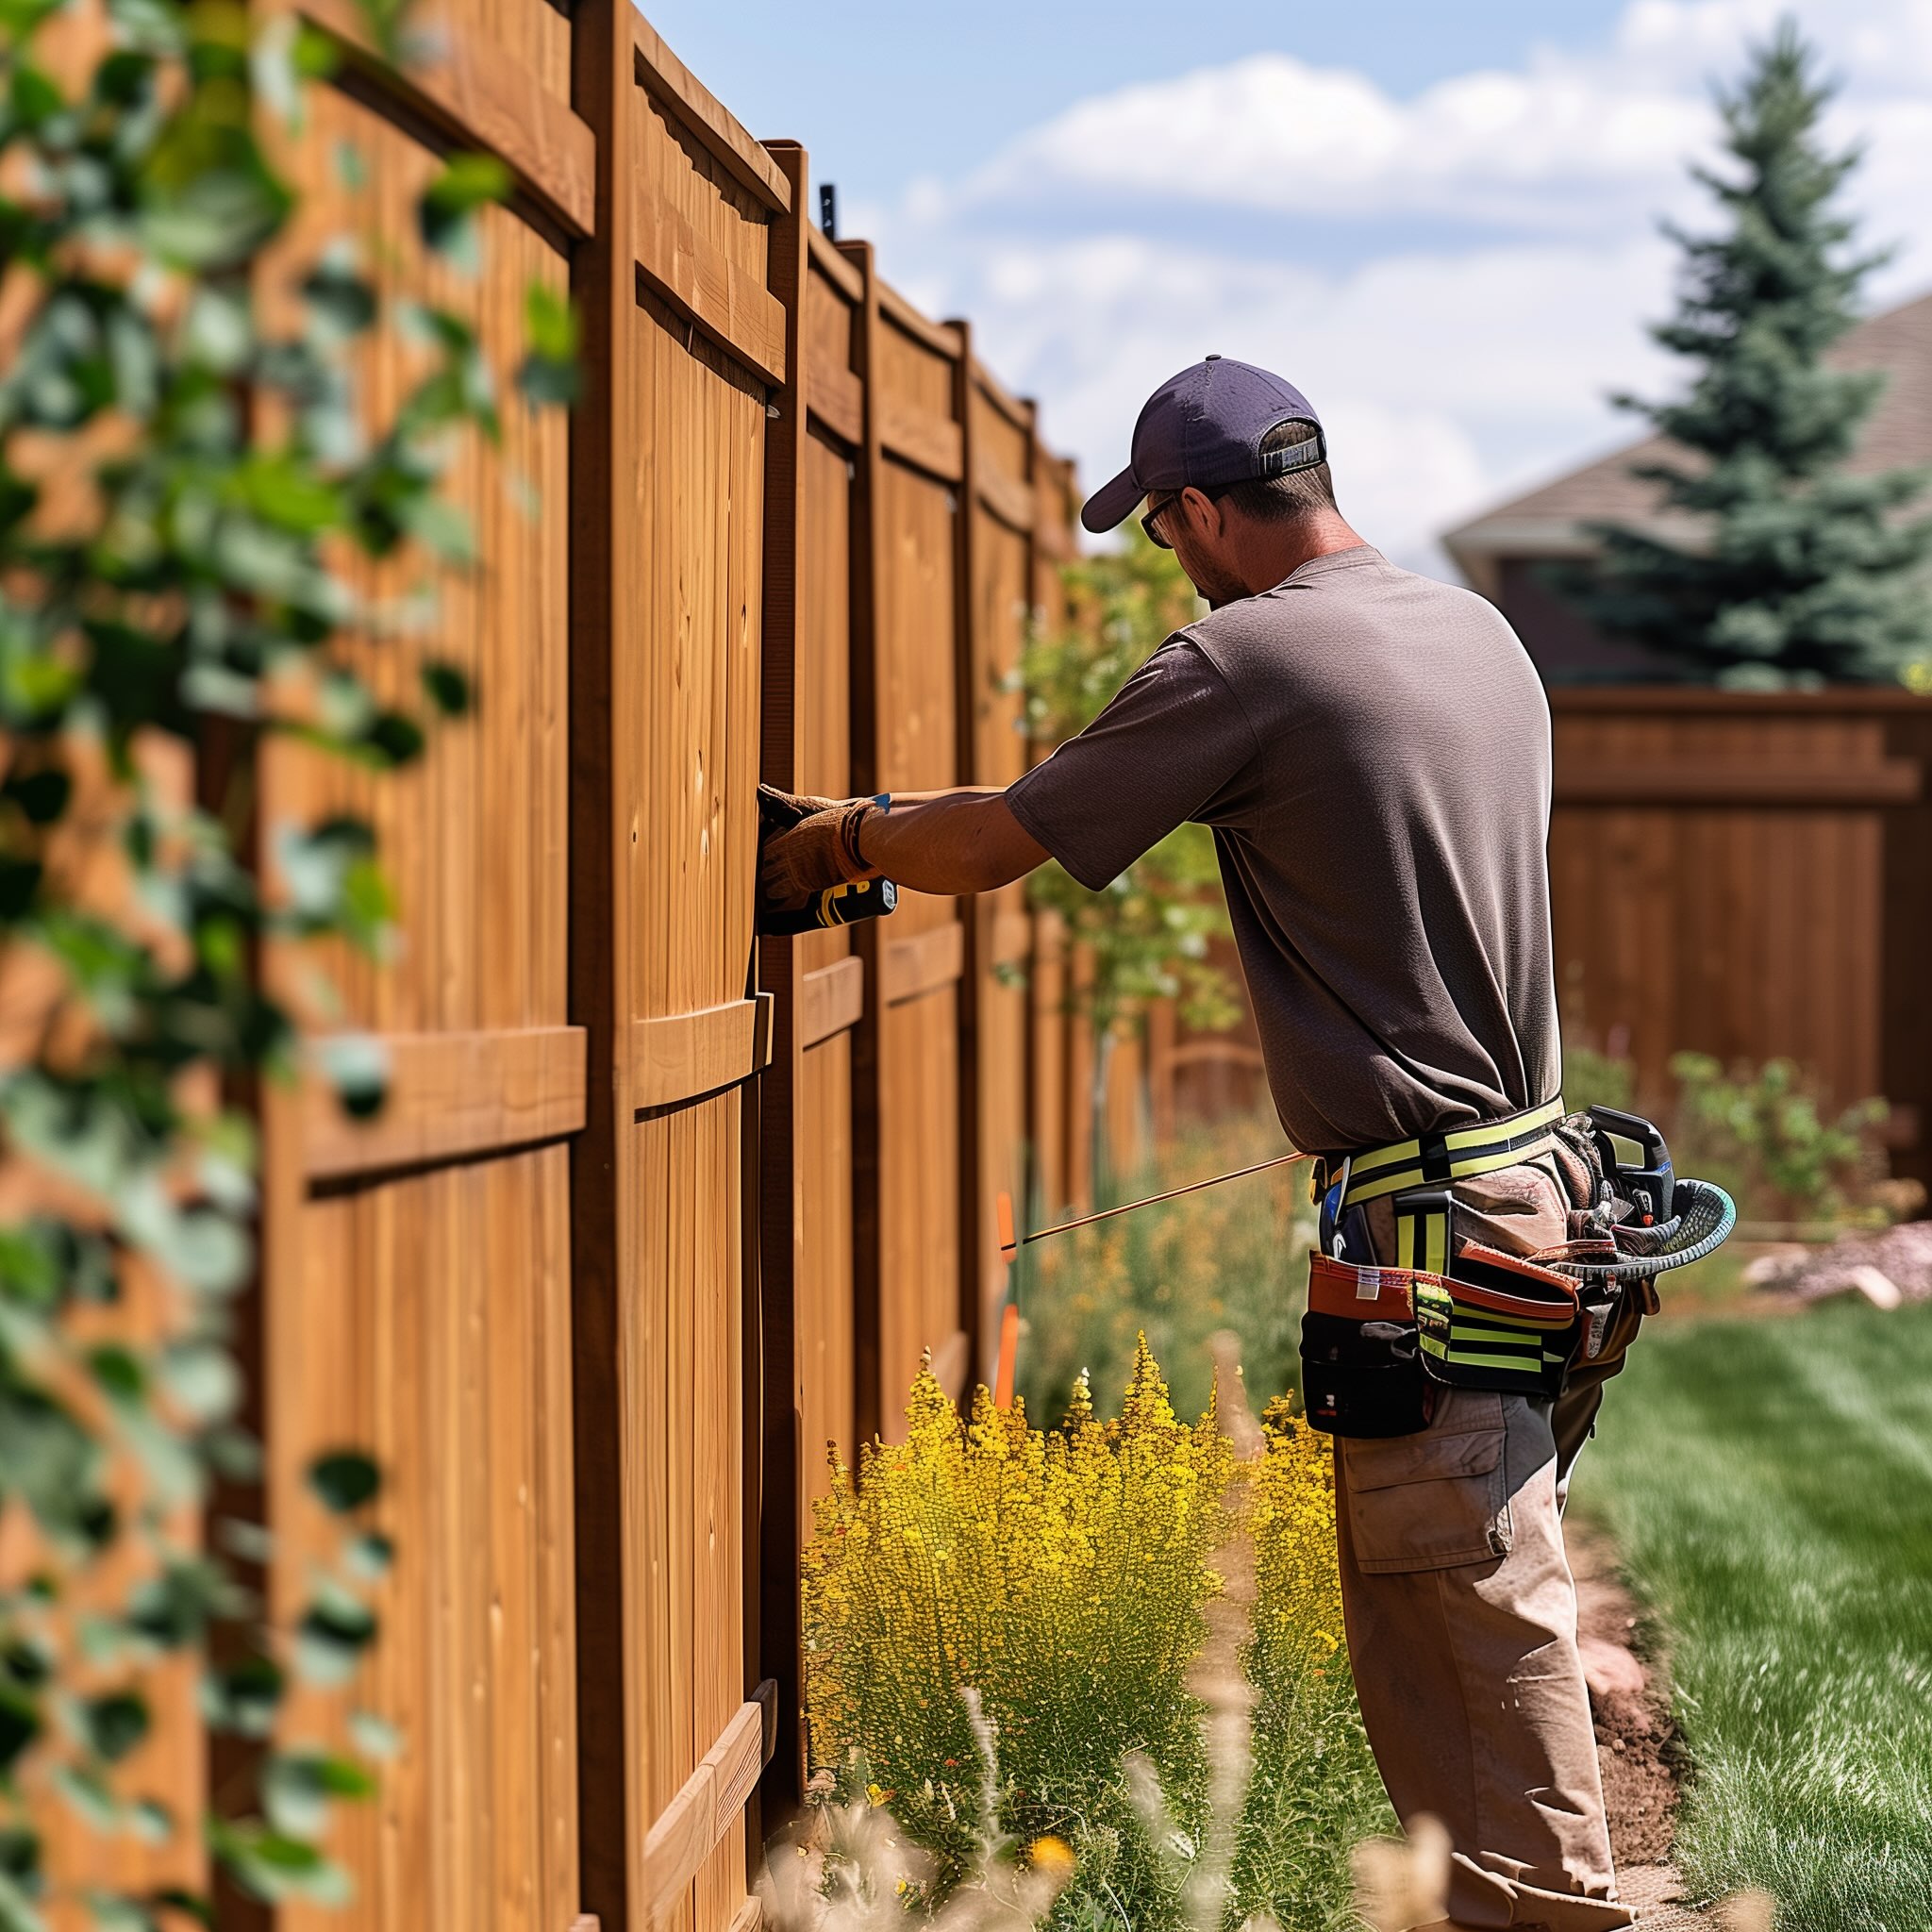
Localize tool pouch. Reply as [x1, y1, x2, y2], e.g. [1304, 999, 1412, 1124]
[1300, 1256, 1431, 1438]
[1413, 1242, 1582, 1399]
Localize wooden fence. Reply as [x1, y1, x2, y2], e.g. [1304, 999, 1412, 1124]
[1547, 688, 1932, 1191]
[217, 8, 1140, 1932]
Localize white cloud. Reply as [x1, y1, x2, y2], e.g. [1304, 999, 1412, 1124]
[864, 0, 1932, 575]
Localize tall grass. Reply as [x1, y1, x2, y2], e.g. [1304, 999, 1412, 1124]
[1573, 1300, 1932, 1928]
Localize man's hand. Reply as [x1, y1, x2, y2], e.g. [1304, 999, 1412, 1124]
[757, 783, 881, 908]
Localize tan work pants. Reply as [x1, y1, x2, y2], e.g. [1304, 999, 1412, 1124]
[1334, 1162, 1640, 1931]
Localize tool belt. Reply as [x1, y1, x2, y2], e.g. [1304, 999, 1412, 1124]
[1310, 1095, 1567, 1274]
[1301, 1097, 1737, 1440]
[1301, 1245, 1588, 1436]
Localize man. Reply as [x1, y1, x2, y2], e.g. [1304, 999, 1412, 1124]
[759, 357, 1632, 1931]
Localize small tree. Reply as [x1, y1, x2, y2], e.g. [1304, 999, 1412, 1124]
[1017, 527, 1241, 1170]
[1569, 22, 1932, 687]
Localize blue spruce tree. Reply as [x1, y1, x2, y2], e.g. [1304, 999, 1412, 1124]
[1573, 24, 1932, 686]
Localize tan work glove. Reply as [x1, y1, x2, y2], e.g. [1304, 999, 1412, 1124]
[757, 783, 883, 908]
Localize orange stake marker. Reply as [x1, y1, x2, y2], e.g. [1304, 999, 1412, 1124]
[994, 1191, 1019, 1405]
[994, 1300, 1020, 1409]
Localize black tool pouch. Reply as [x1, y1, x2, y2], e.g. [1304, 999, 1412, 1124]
[1299, 1255, 1431, 1439]
[1300, 1313, 1431, 1438]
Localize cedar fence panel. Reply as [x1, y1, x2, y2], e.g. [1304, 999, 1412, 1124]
[13, 8, 1151, 1928]
[756, 167, 867, 1806]
[258, 0, 582, 1926]
[848, 268, 972, 1434]
[575, 15, 787, 1932]
[961, 354, 1039, 1372]
[1548, 690, 1932, 1189]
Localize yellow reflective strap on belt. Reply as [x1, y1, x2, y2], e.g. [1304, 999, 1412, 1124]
[1340, 1098, 1565, 1210]
[1441, 1096, 1564, 1153]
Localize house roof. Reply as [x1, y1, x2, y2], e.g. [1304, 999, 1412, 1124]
[1442, 287, 1932, 595]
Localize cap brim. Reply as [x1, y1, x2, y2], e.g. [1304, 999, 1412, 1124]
[1080, 463, 1144, 534]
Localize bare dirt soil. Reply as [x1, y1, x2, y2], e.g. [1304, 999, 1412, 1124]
[1565, 1522, 1714, 1928]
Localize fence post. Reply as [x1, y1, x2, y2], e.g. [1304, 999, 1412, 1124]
[755, 136, 811, 1822]
[950, 320, 989, 1388]
[567, 0, 635, 1922]
[840, 238, 887, 1450]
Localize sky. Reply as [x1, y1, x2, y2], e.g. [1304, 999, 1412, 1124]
[645, 0, 1932, 574]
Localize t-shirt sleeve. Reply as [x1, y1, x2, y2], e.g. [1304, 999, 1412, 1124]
[1004, 636, 1257, 891]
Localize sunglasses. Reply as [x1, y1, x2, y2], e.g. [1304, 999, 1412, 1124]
[1140, 491, 1183, 548]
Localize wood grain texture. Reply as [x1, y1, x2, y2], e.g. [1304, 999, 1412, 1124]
[292, 0, 592, 233]
[880, 920, 967, 1005]
[304, 1026, 586, 1177]
[627, 1095, 754, 1932]
[632, 165, 787, 384]
[640, 1698, 765, 1922]
[273, 1149, 579, 1932]
[1553, 758, 1920, 805]
[630, 997, 774, 1110]
[1548, 693, 1932, 1189]
[257, 42, 580, 1932]
[264, 83, 569, 1043]
[878, 395, 964, 482]
[631, 10, 790, 213]
[800, 956, 865, 1046]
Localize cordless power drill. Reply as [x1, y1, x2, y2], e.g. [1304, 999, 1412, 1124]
[755, 787, 900, 937]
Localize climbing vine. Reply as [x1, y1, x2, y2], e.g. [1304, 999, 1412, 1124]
[0, 0, 571, 1917]
[1017, 526, 1240, 1045]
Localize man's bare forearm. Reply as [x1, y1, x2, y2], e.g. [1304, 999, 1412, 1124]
[855, 788, 1049, 895]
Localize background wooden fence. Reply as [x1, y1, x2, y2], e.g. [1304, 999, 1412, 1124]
[1545, 689, 1932, 1191]
[233, 8, 1141, 1932]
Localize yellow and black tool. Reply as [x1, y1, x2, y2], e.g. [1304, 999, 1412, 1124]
[758, 874, 897, 935]
[755, 785, 900, 937]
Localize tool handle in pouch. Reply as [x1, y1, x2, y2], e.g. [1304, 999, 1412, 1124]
[758, 874, 898, 936]
[1586, 1104, 1674, 1224]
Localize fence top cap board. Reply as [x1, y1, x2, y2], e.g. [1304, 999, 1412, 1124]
[875, 276, 965, 361]
[1548, 687, 1932, 715]
[633, 7, 790, 215]
[972, 357, 1035, 434]
[805, 222, 864, 303]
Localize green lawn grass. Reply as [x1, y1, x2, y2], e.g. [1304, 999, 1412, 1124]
[1573, 1299, 1932, 1928]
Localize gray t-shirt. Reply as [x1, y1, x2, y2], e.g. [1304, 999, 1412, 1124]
[1006, 544, 1560, 1158]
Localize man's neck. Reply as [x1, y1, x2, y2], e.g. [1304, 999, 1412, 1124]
[1235, 512, 1367, 598]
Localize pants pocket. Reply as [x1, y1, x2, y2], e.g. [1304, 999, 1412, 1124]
[1341, 1388, 1510, 1574]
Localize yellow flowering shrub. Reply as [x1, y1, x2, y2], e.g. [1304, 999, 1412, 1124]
[1232, 1400, 1394, 1928]
[802, 1338, 1233, 1915]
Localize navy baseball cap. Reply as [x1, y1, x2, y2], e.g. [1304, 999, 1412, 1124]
[1081, 356, 1324, 534]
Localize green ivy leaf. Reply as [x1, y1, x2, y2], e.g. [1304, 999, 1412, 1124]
[4, 766, 71, 825]
[348, 1708, 399, 1760]
[417, 152, 510, 269]
[207, 1818, 349, 1907]
[87, 1343, 147, 1406]
[263, 1748, 375, 1838]
[294, 1585, 377, 1688]
[0, 1824, 42, 1884]
[345, 1529, 393, 1581]
[307, 1449, 379, 1513]
[516, 281, 578, 407]
[312, 1032, 388, 1118]
[81, 1690, 150, 1764]
[0, 1686, 42, 1773]
[200, 1656, 284, 1739]
[419, 659, 470, 717]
